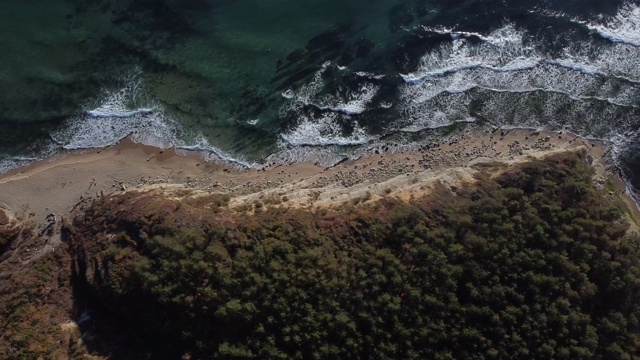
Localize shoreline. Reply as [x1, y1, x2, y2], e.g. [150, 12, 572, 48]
[0, 128, 638, 229]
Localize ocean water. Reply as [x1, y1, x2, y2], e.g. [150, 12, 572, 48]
[1, 0, 639, 198]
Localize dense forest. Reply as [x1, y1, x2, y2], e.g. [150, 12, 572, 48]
[58, 151, 639, 359]
[1, 151, 639, 359]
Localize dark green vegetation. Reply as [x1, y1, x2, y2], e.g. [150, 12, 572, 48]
[0, 152, 638, 359]
[60, 152, 640, 359]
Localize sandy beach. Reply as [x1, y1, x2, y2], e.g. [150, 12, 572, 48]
[2, 128, 636, 233]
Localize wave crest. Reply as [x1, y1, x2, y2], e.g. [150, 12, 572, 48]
[583, 2, 640, 47]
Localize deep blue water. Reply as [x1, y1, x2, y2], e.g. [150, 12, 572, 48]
[1, 0, 639, 198]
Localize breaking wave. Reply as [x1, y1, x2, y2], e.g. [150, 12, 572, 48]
[403, 24, 541, 83]
[0, 72, 259, 172]
[1, 2, 639, 187]
[280, 112, 373, 147]
[399, 22, 640, 137]
[51, 77, 179, 150]
[279, 62, 380, 146]
[176, 134, 257, 168]
[581, 2, 640, 47]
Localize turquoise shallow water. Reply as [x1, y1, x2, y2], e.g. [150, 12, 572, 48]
[1, 0, 639, 198]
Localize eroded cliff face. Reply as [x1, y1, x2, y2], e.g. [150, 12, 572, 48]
[2, 152, 640, 359]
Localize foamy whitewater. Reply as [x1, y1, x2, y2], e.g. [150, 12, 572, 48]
[5, 72, 258, 171]
[50, 79, 178, 151]
[581, 2, 640, 47]
[1, 1, 639, 203]
[274, 3, 639, 157]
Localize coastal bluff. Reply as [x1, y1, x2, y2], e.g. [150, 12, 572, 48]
[0, 129, 639, 358]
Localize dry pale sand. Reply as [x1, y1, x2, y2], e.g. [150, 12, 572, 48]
[0, 129, 637, 234]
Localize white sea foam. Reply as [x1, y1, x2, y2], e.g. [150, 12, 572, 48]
[401, 83, 638, 139]
[46, 74, 257, 170]
[553, 43, 640, 83]
[0, 157, 36, 174]
[281, 89, 295, 99]
[47, 69, 181, 151]
[51, 83, 179, 151]
[311, 83, 380, 115]
[355, 71, 385, 80]
[470, 89, 638, 139]
[421, 24, 524, 46]
[296, 61, 331, 104]
[408, 26, 640, 85]
[281, 62, 380, 116]
[86, 107, 156, 118]
[265, 144, 349, 168]
[0, 141, 59, 174]
[402, 62, 639, 108]
[403, 24, 541, 83]
[280, 112, 373, 147]
[54, 110, 178, 150]
[400, 20, 640, 137]
[277, 62, 381, 147]
[177, 134, 256, 168]
[527, 7, 567, 20]
[546, 58, 603, 77]
[380, 102, 393, 109]
[399, 91, 477, 132]
[583, 2, 640, 47]
[278, 63, 327, 120]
